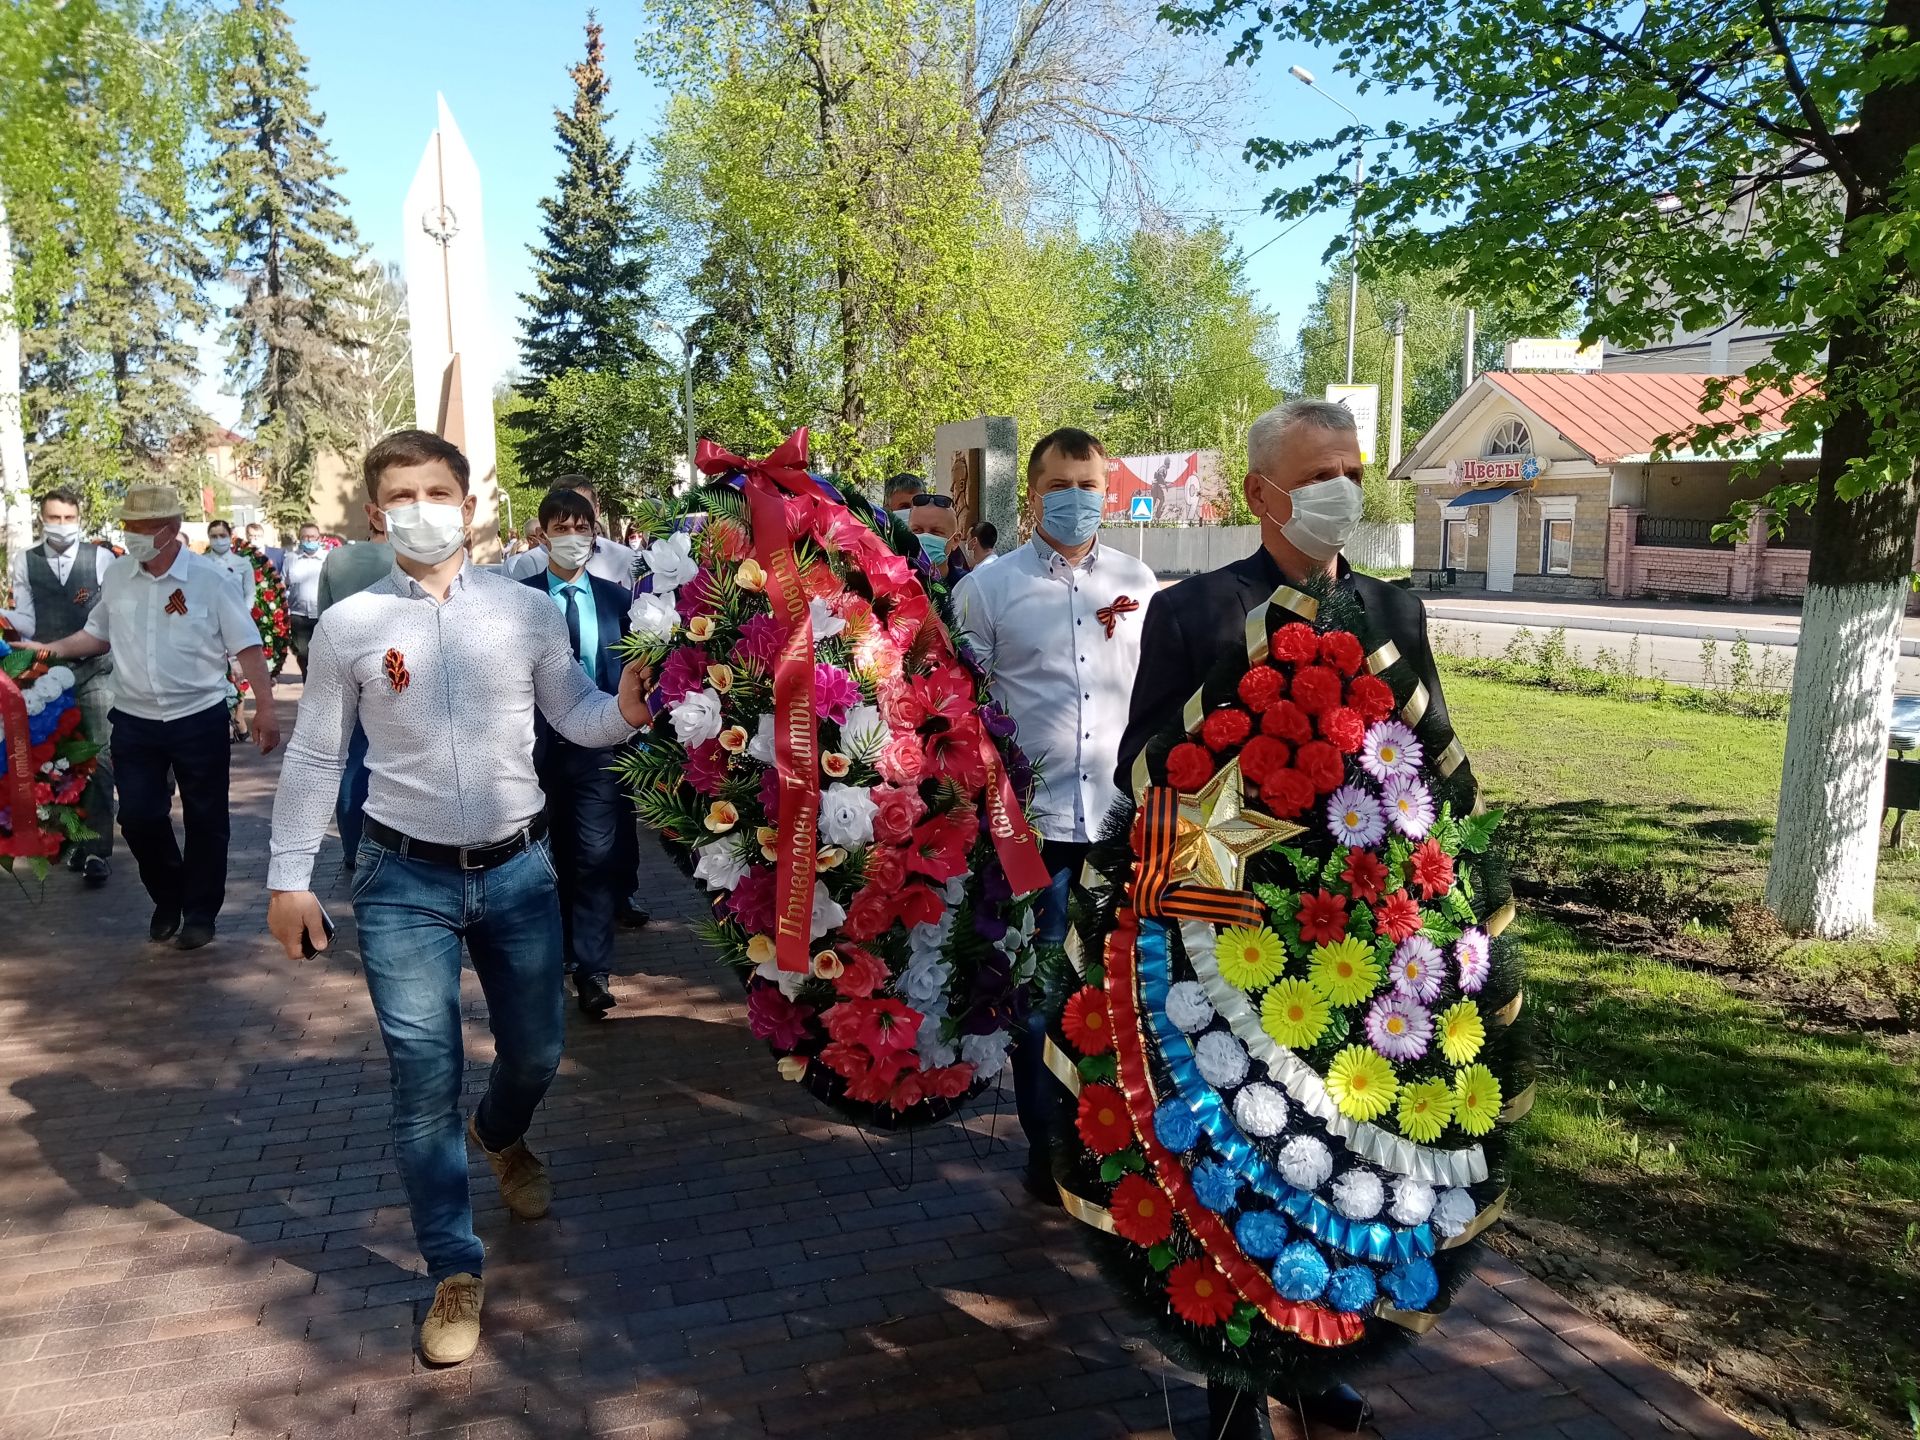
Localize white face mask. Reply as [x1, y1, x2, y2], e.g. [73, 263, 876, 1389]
[548, 533, 594, 571]
[1261, 475, 1364, 563]
[123, 530, 167, 564]
[42, 523, 81, 552]
[381, 501, 467, 565]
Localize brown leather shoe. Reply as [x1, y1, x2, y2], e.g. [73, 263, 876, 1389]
[467, 1115, 551, 1219]
[419, 1272, 483, 1365]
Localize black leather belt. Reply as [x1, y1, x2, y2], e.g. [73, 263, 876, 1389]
[362, 814, 549, 870]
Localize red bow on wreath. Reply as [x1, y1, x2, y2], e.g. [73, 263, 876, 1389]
[1097, 595, 1140, 638]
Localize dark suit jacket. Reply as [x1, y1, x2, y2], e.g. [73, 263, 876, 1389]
[521, 569, 630, 758]
[1117, 546, 1461, 788]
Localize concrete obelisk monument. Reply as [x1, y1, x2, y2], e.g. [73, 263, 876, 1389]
[402, 95, 502, 562]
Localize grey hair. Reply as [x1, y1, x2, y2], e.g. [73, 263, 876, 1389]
[1247, 399, 1359, 474]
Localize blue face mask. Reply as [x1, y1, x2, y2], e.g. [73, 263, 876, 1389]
[916, 532, 949, 564]
[209, 537, 231, 555]
[300, 538, 321, 554]
[1040, 487, 1104, 547]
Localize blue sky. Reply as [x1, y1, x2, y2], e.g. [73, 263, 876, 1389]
[200, 0, 1405, 425]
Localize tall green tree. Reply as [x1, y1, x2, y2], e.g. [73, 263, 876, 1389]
[1165, 0, 1920, 939]
[336, 259, 413, 465]
[206, 0, 361, 526]
[515, 14, 662, 482]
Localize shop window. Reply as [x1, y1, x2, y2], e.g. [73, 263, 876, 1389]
[1444, 519, 1470, 570]
[1487, 417, 1532, 456]
[1542, 518, 1573, 574]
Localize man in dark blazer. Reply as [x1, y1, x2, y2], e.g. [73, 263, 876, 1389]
[521, 488, 633, 1018]
[1117, 398, 1459, 1439]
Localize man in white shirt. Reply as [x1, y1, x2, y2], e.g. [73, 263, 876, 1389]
[281, 520, 326, 674]
[38, 484, 279, 951]
[266, 430, 655, 1369]
[951, 426, 1156, 1196]
[203, 519, 256, 607]
[4, 487, 118, 885]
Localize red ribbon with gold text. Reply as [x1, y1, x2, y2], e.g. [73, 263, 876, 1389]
[698, 429, 822, 974]
[1128, 785, 1267, 929]
[0, 665, 54, 860]
[975, 728, 1052, 897]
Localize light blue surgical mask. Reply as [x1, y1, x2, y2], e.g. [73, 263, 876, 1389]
[916, 532, 949, 564]
[299, 538, 321, 554]
[1040, 486, 1104, 548]
[209, 537, 231, 555]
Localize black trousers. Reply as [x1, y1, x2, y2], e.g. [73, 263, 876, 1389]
[289, 614, 318, 675]
[537, 738, 625, 980]
[110, 703, 230, 926]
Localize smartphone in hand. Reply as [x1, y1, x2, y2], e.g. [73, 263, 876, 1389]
[301, 906, 336, 959]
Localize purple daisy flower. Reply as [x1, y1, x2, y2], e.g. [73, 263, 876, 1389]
[1456, 928, 1491, 994]
[1365, 992, 1432, 1062]
[1381, 772, 1436, 839]
[1326, 783, 1386, 848]
[1360, 720, 1423, 783]
[1390, 935, 1444, 1003]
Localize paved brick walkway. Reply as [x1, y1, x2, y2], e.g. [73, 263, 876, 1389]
[0, 704, 1753, 1439]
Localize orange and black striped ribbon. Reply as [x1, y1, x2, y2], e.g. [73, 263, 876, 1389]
[1127, 786, 1268, 929]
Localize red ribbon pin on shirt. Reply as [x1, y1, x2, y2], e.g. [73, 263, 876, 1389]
[163, 589, 187, 616]
[1096, 595, 1140, 638]
[384, 648, 411, 693]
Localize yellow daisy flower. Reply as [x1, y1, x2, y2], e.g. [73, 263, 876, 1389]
[1260, 978, 1330, 1050]
[1396, 1079, 1455, 1143]
[1326, 1044, 1398, 1122]
[1216, 925, 1288, 990]
[1452, 1064, 1503, 1136]
[1437, 1000, 1486, 1065]
[1307, 937, 1381, 1007]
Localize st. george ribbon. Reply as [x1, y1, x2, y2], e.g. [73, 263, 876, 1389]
[695, 429, 823, 974]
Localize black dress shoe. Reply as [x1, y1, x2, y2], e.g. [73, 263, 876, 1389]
[65, 848, 86, 873]
[1289, 1382, 1373, 1431]
[1208, 1381, 1275, 1440]
[82, 856, 110, 887]
[575, 972, 616, 1016]
[617, 901, 651, 930]
[149, 908, 182, 943]
[174, 922, 216, 951]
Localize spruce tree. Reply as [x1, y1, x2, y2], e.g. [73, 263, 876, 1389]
[515, 14, 660, 482]
[206, 0, 361, 525]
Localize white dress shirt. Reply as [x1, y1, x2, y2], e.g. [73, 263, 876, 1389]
[951, 536, 1157, 843]
[82, 547, 261, 722]
[281, 550, 324, 617]
[267, 560, 635, 890]
[4, 542, 114, 639]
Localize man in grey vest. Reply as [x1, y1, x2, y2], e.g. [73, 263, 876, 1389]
[3, 487, 116, 885]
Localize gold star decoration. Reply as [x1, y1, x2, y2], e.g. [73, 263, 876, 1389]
[1170, 757, 1305, 892]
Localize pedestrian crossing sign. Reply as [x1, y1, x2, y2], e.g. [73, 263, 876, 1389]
[1128, 495, 1154, 521]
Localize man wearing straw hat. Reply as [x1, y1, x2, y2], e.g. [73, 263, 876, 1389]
[37, 483, 279, 951]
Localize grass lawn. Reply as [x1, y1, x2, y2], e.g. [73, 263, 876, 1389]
[1443, 669, 1920, 1437]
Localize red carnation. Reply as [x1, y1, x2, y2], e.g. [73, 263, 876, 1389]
[1236, 735, 1292, 788]
[1319, 630, 1366, 676]
[1341, 849, 1389, 903]
[1237, 666, 1285, 711]
[1296, 889, 1349, 946]
[1200, 706, 1253, 753]
[1077, 1084, 1134, 1155]
[1167, 1258, 1237, 1326]
[1272, 623, 1319, 664]
[1062, 987, 1114, 1056]
[1348, 673, 1396, 723]
[1376, 889, 1423, 943]
[1260, 769, 1316, 818]
[1291, 665, 1342, 717]
[1409, 838, 1457, 900]
[1294, 739, 1347, 796]
[1260, 699, 1313, 745]
[1165, 742, 1215, 791]
[1319, 705, 1365, 755]
[1109, 1174, 1175, 1246]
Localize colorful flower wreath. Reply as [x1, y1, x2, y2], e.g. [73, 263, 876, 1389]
[617, 429, 1051, 1125]
[0, 639, 104, 869]
[229, 537, 291, 674]
[1045, 580, 1527, 1393]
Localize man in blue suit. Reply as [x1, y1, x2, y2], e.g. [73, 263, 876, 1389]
[520, 488, 632, 1018]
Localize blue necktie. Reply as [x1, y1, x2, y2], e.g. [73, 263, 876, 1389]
[562, 585, 591, 685]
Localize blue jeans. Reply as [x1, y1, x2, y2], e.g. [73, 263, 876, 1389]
[350, 835, 566, 1279]
[336, 724, 370, 863]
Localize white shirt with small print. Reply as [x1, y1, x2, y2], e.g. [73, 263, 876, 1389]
[82, 546, 261, 722]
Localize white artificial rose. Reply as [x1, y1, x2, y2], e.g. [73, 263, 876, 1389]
[808, 596, 847, 641]
[917, 1014, 958, 1068]
[1331, 1169, 1386, 1220]
[819, 782, 877, 849]
[1388, 1177, 1436, 1227]
[839, 702, 886, 756]
[1431, 1187, 1478, 1238]
[1194, 1032, 1250, 1089]
[692, 842, 750, 892]
[1278, 1135, 1334, 1191]
[754, 959, 805, 1001]
[747, 713, 777, 764]
[1232, 1082, 1289, 1138]
[1165, 981, 1214, 1034]
[669, 687, 724, 748]
[642, 531, 699, 591]
[629, 591, 679, 641]
[900, 958, 949, 1007]
[809, 880, 847, 940]
[46, 666, 74, 690]
[960, 1030, 1012, 1080]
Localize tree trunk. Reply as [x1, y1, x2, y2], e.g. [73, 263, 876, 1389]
[0, 187, 33, 564]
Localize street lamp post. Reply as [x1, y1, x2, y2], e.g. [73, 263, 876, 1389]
[652, 320, 698, 487]
[1289, 66, 1365, 386]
